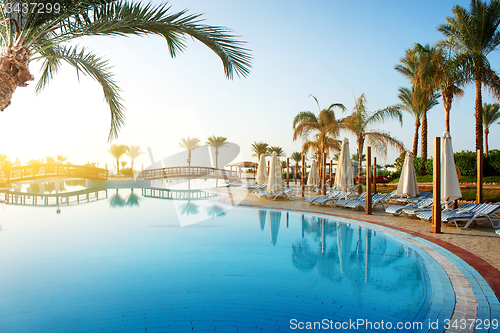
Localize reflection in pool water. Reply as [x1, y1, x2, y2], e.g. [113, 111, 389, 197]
[0, 188, 430, 332]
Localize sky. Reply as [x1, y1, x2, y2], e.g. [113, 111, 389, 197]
[1, 0, 500, 171]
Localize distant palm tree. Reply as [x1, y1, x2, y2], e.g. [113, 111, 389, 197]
[56, 155, 67, 165]
[342, 94, 405, 180]
[126, 145, 144, 171]
[251, 141, 269, 160]
[206, 136, 228, 169]
[482, 103, 500, 156]
[438, 0, 500, 151]
[290, 152, 302, 164]
[121, 161, 127, 170]
[108, 144, 128, 174]
[268, 146, 286, 157]
[397, 86, 440, 158]
[179, 137, 201, 167]
[0, 1, 251, 139]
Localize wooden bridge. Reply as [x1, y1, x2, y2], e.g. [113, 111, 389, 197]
[0, 188, 108, 207]
[142, 188, 219, 200]
[0, 164, 108, 183]
[137, 166, 239, 181]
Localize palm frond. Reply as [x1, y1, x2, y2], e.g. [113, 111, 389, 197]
[365, 106, 403, 127]
[33, 44, 124, 140]
[26, 1, 252, 79]
[366, 131, 405, 157]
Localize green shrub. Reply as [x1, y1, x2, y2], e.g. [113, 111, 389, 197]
[120, 167, 134, 177]
[485, 149, 500, 176]
[454, 150, 476, 176]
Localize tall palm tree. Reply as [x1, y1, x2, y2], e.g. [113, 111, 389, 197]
[438, 0, 500, 151]
[482, 103, 500, 155]
[397, 86, 440, 158]
[206, 136, 228, 169]
[395, 44, 440, 175]
[290, 151, 302, 180]
[0, 0, 252, 140]
[293, 95, 345, 188]
[179, 137, 201, 167]
[126, 145, 143, 171]
[342, 94, 405, 180]
[251, 141, 269, 161]
[108, 144, 128, 174]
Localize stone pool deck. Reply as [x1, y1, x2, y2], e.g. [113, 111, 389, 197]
[217, 184, 500, 302]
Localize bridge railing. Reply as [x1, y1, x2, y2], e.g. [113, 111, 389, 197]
[136, 166, 238, 180]
[0, 163, 108, 182]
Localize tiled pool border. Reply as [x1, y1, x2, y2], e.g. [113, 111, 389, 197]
[221, 200, 500, 333]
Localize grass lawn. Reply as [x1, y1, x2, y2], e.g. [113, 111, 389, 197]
[391, 175, 500, 184]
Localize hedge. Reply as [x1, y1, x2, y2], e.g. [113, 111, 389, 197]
[394, 150, 500, 176]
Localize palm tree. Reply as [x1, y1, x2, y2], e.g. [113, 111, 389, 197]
[206, 136, 228, 169]
[251, 141, 269, 161]
[179, 137, 201, 167]
[482, 103, 500, 155]
[108, 144, 128, 174]
[268, 146, 286, 158]
[293, 95, 345, 189]
[126, 145, 143, 171]
[395, 44, 440, 175]
[56, 155, 67, 164]
[342, 94, 405, 180]
[0, 1, 252, 140]
[397, 86, 440, 158]
[290, 151, 302, 181]
[438, 0, 500, 152]
[45, 156, 55, 164]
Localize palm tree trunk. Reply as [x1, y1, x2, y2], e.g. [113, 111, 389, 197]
[485, 128, 489, 156]
[420, 109, 428, 176]
[443, 92, 452, 133]
[0, 45, 34, 111]
[116, 158, 120, 174]
[413, 119, 420, 158]
[475, 79, 484, 152]
[357, 137, 363, 193]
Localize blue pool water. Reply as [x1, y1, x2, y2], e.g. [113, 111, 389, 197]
[0, 188, 433, 332]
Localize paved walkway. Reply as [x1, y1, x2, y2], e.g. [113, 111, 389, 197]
[217, 184, 500, 300]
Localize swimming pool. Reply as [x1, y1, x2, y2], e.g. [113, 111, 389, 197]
[0, 187, 497, 332]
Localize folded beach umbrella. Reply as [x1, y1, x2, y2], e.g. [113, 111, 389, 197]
[256, 154, 267, 184]
[307, 160, 319, 186]
[267, 152, 282, 192]
[396, 151, 419, 197]
[334, 138, 354, 195]
[440, 131, 461, 209]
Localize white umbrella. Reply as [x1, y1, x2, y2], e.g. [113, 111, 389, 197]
[256, 154, 267, 184]
[307, 160, 318, 186]
[267, 152, 282, 192]
[441, 131, 461, 209]
[334, 138, 354, 194]
[396, 151, 419, 197]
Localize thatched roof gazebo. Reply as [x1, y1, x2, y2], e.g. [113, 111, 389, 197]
[226, 161, 258, 177]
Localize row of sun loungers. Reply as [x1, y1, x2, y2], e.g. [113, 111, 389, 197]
[304, 188, 500, 230]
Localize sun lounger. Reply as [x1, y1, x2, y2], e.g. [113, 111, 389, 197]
[345, 193, 389, 211]
[336, 192, 367, 208]
[397, 191, 432, 204]
[256, 187, 294, 200]
[416, 203, 479, 222]
[443, 203, 500, 229]
[307, 190, 342, 205]
[386, 198, 434, 216]
[402, 200, 447, 217]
